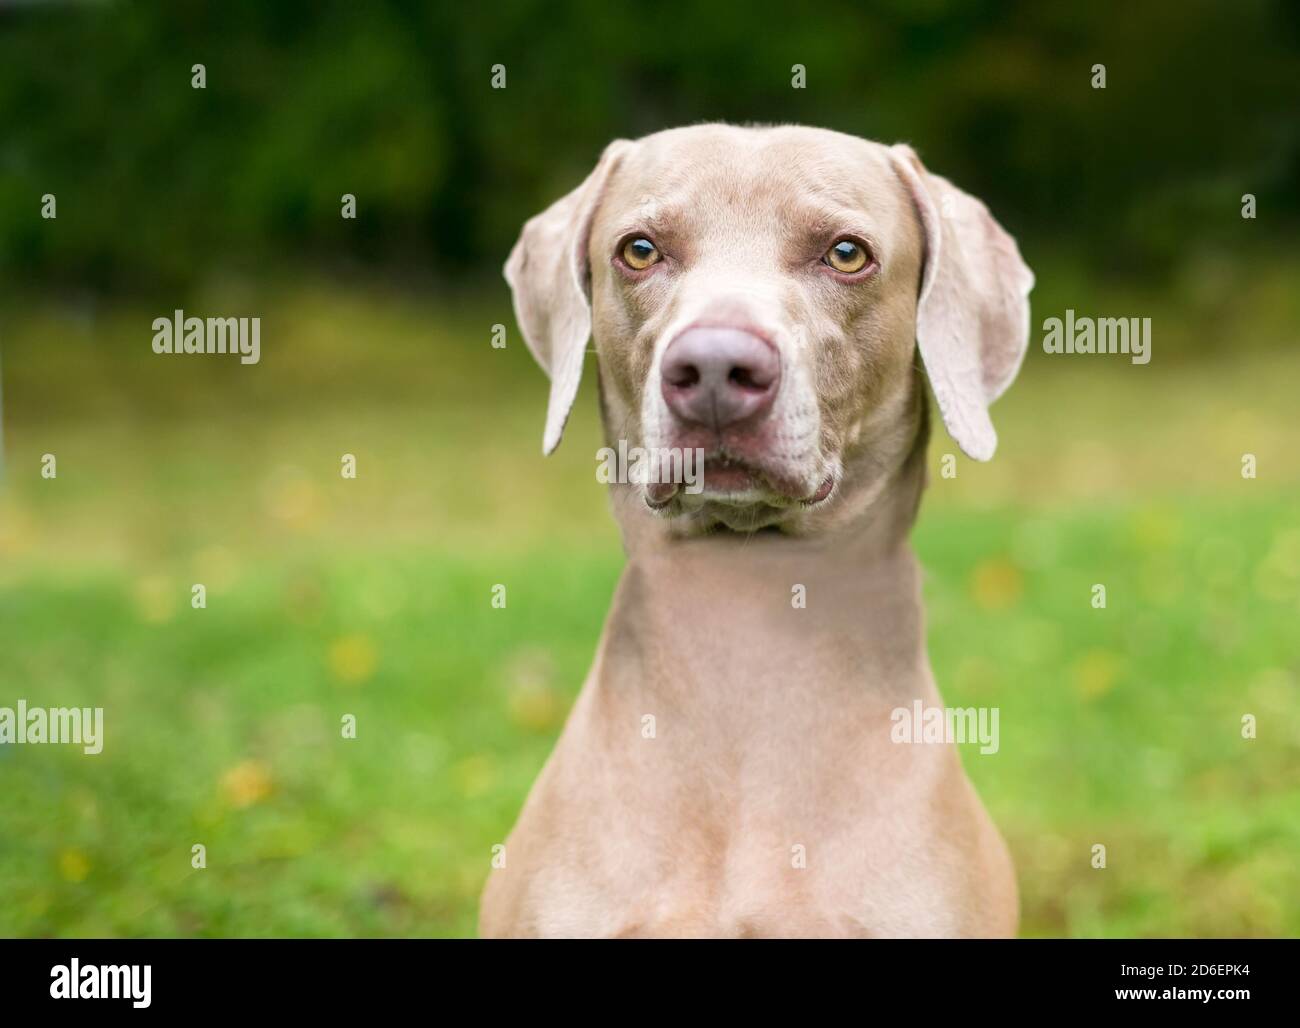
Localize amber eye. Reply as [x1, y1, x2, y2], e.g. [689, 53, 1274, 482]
[824, 239, 870, 274]
[621, 237, 661, 270]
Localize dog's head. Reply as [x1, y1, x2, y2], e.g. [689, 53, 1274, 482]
[506, 124, 1033, 535]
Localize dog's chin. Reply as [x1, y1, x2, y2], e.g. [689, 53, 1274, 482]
[687, 500, 793, 534]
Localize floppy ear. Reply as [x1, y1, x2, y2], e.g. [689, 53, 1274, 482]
[890, 144, 1034, 461]
[505, 140, 630, 455]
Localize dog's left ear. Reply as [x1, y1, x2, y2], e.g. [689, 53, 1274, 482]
[890, 144, 1034, 461]
[505, 140, 631, 455]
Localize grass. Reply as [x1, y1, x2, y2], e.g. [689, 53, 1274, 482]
[0, 269, 1297, 937]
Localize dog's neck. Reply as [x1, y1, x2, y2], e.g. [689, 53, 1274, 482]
[595, 384, 933, 703]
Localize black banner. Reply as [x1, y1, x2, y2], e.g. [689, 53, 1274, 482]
[0, 938, 1287, 1014]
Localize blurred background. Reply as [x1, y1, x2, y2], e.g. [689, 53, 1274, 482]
[0, 1, 1297, 937]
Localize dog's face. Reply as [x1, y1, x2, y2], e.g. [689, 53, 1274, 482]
[507, 124, 1033, 536]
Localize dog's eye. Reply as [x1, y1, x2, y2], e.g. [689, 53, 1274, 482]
[824, 239, 870, 274]
[621, 237, 661, 270]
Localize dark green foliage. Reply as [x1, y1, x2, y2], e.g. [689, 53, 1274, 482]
[1, 1, 1296, 295]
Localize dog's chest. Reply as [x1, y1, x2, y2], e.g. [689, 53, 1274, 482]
[515, 726, 969, 938]
[526, 832, 963, 939]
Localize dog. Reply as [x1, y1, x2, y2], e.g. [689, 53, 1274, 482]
[480, 123, 1033, 937]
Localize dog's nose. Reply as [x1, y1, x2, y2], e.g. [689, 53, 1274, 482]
[660, 327, 780, 429]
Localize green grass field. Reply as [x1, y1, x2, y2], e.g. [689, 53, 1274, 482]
[1, 271, 1297, 937]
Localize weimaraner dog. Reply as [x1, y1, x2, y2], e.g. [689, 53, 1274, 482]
[481, 123, 1033, 938]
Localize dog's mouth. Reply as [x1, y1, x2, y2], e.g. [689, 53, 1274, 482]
[645, 455, 835, 515]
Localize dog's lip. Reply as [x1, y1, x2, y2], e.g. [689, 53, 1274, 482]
[690, 455, 832, 505]
[645, 481, 678, 508]
[701, 457, 761, 492]
[802, 474, 835, 505]
[707, 458, 831, 505]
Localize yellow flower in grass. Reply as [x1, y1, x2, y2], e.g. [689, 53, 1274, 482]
[328, 633, 377, 684]
[509, 682, 562, 731]
[969, 557, 1023, 611]
[1073, 650, 1121, 700]
[220, 759, 273, 808]
[58, 848, 91, 883]
[505, 647, 561, 731]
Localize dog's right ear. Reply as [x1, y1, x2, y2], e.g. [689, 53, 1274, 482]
[505, 140, 630, 455]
